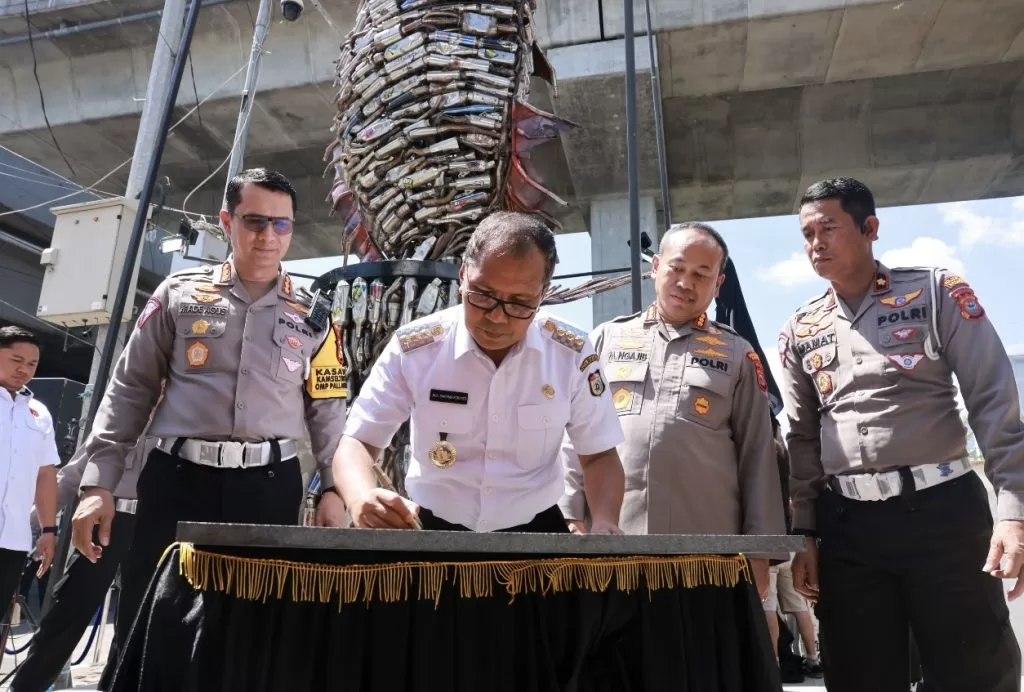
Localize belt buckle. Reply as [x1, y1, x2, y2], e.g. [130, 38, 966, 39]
[854, 475, 882, 501]
[220, 441, 245, 469]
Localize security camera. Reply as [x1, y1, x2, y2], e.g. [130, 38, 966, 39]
[281, 0, 303, 21]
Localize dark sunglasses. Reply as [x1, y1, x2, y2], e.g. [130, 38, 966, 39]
[234, 213, 294, 236]
[464, 290, 539, 320]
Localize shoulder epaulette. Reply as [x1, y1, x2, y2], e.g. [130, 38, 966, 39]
[890, 266, 934, 274]
[608, 310, 643, 324]
[541, 316, 586, 353]
[707, 320, 739, 337]
[396, 319, 447, 353]
[796, 289, 831, 315]
[171, 265, 214, 279]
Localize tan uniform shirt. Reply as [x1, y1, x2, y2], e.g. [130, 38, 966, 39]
[781, 263, 1024, 531]
[561, 305, 785, 537]
[57, 436, 156, 508]
[79, 258, 347, 493]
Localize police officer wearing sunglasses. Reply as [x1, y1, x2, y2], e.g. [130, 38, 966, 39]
[335, 211, 626, 534]
[70, 168, 348, 680]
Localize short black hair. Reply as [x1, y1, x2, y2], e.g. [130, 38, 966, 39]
[463, 211, 559, 285]
[0, 326, 39, 350]
[224, 168, 298, 216]
[660, 222, 729, 274]
[800, 177, 876, 229]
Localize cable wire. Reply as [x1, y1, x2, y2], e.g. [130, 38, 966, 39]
[0, 61, 251, 220]
[22, 0, 75, 177]
[0, 297, 112, 355]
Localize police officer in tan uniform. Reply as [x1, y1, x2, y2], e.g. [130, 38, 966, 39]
[781, 177, 1024, 692]
[69, 168, 349, 683]
[560, 223, 785, 599]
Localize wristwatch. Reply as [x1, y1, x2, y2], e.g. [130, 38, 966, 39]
[41, 526, 58, 535]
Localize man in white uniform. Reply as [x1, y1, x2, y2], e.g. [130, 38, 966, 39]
[334, 212, 626, 533]
[0, 326, 58, 607]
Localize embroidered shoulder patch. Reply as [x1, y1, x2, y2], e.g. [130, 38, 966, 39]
[747, 352, 768, 394]
[137, 297, 161, 329]
[397, 321, 446, 353]
[579, 353, 600, 372]
[542, 318, 586, 353]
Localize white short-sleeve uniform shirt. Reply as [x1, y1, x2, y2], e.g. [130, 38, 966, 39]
[0, 388, 59, 552]
[344, 305, 624, 531]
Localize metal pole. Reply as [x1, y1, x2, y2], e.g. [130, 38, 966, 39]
[46, 0, 194, 622]
[623, 0, 642, 312]
[643, 0, 671, 231]
[85, 0, 204, 439]
[222, 0, 273, 206]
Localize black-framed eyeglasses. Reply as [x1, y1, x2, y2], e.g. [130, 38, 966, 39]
[234, 213, 294, 236]
[464, 290, 539, 320]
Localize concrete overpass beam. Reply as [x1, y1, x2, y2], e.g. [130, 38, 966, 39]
[590, 196, 657, 328]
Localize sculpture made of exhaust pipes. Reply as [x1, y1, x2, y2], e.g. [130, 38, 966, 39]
[317, 0, 628, 491]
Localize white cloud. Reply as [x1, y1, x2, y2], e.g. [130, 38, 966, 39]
[881, 236, 965, 275]
[939, 201, 1024, 248]
[755, 252, 818, 287]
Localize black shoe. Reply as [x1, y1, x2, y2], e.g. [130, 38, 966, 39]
[802, 659, 823, 678]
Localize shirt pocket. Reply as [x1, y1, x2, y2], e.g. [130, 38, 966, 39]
[801, 342, 838, 403]
[515, 401, 571, 470]
[175, 317, 227, 374]
[417, 404, 475, 470]
[679, 365, 731, 429]
[15, 414, 47, 467]
[877, 325, 932, 379]
[606, 361, 648, 416]
[272, 311, 321, 384]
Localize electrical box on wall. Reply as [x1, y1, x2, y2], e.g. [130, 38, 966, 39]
[36, 198, 151, 327]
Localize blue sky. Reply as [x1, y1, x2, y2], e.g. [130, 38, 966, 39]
[284, 195, 1024, 410]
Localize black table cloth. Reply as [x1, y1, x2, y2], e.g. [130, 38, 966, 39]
[109, 540, 782, 692]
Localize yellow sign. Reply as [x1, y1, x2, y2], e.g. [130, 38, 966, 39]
[693, 396, 710, 416]
[305, 324, 347, 399]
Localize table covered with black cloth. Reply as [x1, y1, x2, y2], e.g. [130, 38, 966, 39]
[108, 525, 792, 692]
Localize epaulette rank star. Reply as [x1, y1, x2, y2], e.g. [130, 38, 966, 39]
[397, 321, 446, 353]
[542, 318, 586, 353]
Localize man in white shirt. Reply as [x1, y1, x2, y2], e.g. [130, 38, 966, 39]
[0, 326, 58, 608]
[335, 212, 626, 533]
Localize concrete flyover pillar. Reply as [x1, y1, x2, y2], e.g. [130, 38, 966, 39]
[589, 196, 657, 329]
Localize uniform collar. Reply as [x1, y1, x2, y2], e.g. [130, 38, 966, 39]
[214, 257, 236, 286]
[645, 302, 709, 339]
[0, 386, 32, 406]
[453, 306, 544, 361]
[278, 269, 295, 300]
[871, 261, 892, 295]
[216, 256, 293, 299]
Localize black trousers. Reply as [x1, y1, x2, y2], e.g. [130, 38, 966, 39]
[816, 471, 1022, 692]
[100, 448, 303, 688]
[0, 548, 28, 618]
[419, 505, 570, 533]
[10, 511, 135, 692]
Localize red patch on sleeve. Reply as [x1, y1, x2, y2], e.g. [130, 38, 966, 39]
[137, 297, 162, 329]
[747, 351, 768, 394]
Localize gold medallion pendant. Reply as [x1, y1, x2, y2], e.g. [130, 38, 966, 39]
[428, 440, 457, 469]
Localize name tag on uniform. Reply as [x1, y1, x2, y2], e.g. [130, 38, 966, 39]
[429, 389, 469, 405]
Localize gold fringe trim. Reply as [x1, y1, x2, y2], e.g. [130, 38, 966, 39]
[177, 543, 751, 610]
